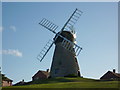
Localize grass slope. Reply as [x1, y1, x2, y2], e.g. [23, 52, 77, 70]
[3, 77, 119, 88]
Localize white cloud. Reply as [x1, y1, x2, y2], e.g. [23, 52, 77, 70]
[0, 26, 17, 32]
[0, 26, 3, 32]
[0, 49, 23, 57]
[10, 26, 16, 32]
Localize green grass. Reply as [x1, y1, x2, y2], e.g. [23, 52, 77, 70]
[3, 77, 120, 88]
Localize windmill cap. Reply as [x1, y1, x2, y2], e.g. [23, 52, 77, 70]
[54, 31, 75, 44]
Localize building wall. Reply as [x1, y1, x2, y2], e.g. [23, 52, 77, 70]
[50, 43, 80, 77]
[32, 72, 48, 81]
[2, 81, 12, 87]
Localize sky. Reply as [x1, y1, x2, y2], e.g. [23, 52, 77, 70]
[1, 2, 118, 84]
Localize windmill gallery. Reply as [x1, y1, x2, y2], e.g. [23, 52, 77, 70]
[37, 8, 83, 78]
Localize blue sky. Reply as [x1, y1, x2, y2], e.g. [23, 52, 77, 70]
[2, 2, 118, 84]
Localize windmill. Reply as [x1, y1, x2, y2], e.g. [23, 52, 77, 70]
[37, 8, 83, 77]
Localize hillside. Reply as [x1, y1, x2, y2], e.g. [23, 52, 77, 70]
[2, 77, 119, 90]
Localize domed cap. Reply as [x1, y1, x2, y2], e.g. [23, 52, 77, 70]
[54, 31, 74, 44]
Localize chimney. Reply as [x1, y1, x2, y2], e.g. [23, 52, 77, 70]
[22, 79, 24, 82]
[46, 69, 49, 72]
[113, 69, 116, 73]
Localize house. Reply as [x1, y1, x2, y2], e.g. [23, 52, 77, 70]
[2, 74, 13, 87]
[32, 69, 49, 81]
[13, 79, 27, 86]
[100, 69, 120, 80]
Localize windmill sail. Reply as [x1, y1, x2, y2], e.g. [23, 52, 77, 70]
[61, 39, 82, 56]
[39, 18, 82, 57]
[61, 8, 83, 32]
[38, 8, 83, 62]
[39, 18, 58, 34]
[37, 39, 54, 62]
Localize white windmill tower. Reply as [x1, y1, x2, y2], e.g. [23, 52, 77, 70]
[37, 8, 83, 77]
